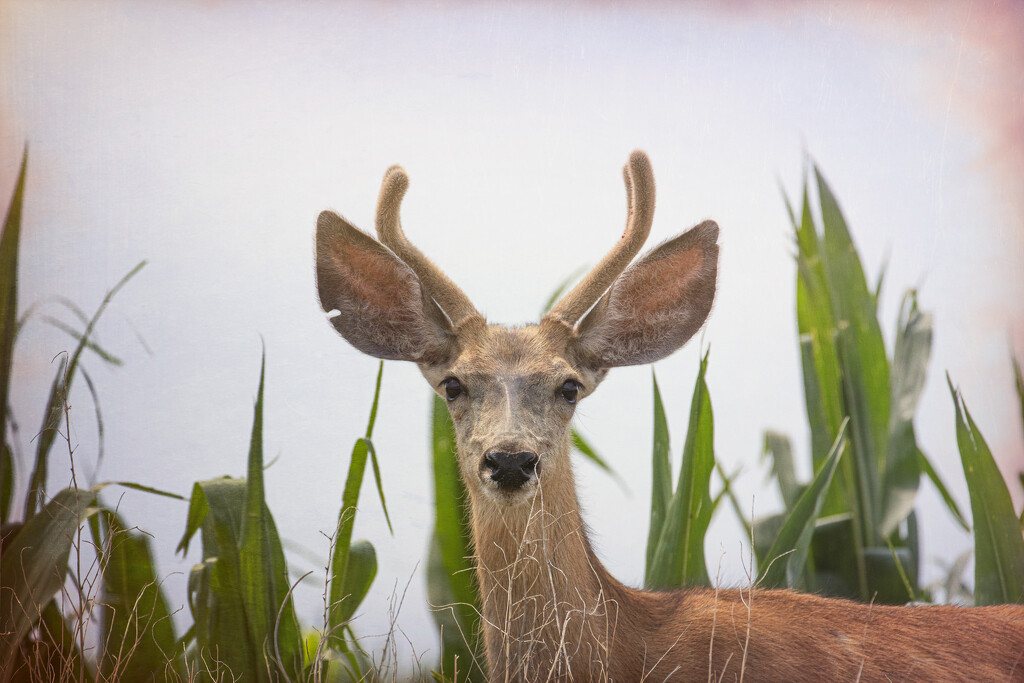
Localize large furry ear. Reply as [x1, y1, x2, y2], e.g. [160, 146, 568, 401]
[572, 220, 719, 368]
[316, 210, 452, 362]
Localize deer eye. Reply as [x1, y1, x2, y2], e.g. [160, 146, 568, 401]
[560, 380, 581, 404]
[442, 377, 463, 401]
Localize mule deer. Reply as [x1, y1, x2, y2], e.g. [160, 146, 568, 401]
[315, 151, 1024, 681]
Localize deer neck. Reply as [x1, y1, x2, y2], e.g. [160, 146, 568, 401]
[470, 459, 623, 679]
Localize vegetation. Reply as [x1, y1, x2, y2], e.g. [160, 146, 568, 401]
[1, 150, 1022, 681]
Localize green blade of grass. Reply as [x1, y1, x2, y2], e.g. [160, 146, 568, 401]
[646, 350, 714, 589]
[760, 418, 848, 589]
[948, 376, 1024, 605]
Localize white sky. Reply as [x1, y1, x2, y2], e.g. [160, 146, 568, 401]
[2, 0, 1022, 669]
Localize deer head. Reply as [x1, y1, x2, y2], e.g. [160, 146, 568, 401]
[315, 151, 718, 510]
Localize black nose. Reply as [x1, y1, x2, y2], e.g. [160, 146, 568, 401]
[482, 451, 538, 489]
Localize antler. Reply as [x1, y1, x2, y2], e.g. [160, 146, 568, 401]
[544, 150, 655, 328]
[375, 165, 482, 327]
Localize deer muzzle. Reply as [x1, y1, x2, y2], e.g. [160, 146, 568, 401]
[482, 450, 539, 490]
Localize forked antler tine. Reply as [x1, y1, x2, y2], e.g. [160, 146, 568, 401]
[375, 165, 481, 326]
[545, 150, 655, 327]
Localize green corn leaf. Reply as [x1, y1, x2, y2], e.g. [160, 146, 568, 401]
[816, 168, 888, 542]
[646, 350, 714, 589]
[762, 431, 799, 511]
[184, 475, 304, 679]
[793, 182, 846, 517]
[328, 436, 369, 646]
[0, 486, 98, 662]
[427, 531, 480, 683]
[365, 439, 392, 534]
[645, 371, 672, 571]
[187, 476, 257, 678]
[0, 149, 26, 514]
[540, 265, 588, 315]
[37, 599, 96, 682]
[3, 598, 97, 683]
[916, 449, 969, 532]
[328, 361, 387, 649]
[1014, 354, 1024, 446]
[43, 316, 124, 366]
[24, 261, 145, 518]
[97, 509, 182, 681]
[879, 291, 931, 536]
[177, 479, 215, 555]
[238, 351, 303, 679]
[332, 539, 377, 628]
[752, 512, 786, 568]
[857, 544, 917, 605]
[238, 350, 273, 656]
[1, 443, 11, 525]
[948, 376, 1024, 605]
[905, 510, 921, 586]
[429, 394, 484, 682]
[239, 351, 276, 661]
[760, 418, 848, 589]
[714, 461, 751, 542]
[97, 480, 186, 501]
[364, 361, 392, 532]
[571, 428, 616, 478]
[872, 256, 888, 310]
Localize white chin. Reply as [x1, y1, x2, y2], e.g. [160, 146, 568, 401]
[481, 480, 538, 506]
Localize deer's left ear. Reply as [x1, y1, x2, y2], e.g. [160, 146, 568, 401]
[571, 220, 719, 369]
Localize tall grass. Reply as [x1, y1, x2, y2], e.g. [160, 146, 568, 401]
[2, 150, 1022, 682]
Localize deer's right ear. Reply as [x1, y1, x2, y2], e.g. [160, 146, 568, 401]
[571, 220, 719, 369]
[316, 210, 452, 362]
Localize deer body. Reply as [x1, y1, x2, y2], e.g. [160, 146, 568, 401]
[315, 152, 1024, 681]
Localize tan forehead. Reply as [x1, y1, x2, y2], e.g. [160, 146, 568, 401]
[451, 325, 574, 378]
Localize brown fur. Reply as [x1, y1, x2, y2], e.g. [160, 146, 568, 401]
[315, 152, 1024, 682]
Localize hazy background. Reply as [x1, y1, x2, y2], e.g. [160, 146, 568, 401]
[2, 0, 1022, 667]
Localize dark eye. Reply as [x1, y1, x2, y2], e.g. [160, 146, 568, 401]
[560, 380, 581, 404]
[442, 377, 463, 401]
